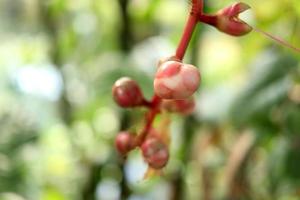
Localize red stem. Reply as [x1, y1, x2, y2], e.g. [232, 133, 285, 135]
[175, 0, 203, 60]
[198, 14, 218, 27]
[191, 0, 204, 16]
[141, 99, 152, 107]
[135, 1, 204, 146]
[175, 14, 198, 60]
[135, 95, 162, 146]
[141, 95, 161, 108]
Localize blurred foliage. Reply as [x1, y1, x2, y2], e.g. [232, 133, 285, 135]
[0, 0, 299, 200]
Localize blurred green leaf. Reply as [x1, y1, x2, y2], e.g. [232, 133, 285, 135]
[230, 51, 297, 126]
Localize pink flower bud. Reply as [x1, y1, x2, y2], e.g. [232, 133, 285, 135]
[115, 131, 136, 155]
[161, 96, 195, 115]
[154, 61, 200, 99]
[216, 2, 252, 36]
[141, 137, 169, 169]
[112, 77, 144, 107]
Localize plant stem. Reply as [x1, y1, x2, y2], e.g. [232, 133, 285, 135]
[175, 14, 198, 60]
[136, 95, 161, 145]
[198, 14, 218, 27]
[175, 0, 203, 60]
[142, 1, 205, 140]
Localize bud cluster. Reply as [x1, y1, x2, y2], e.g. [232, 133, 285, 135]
[112, 58, 199, 170]
[114, 128, 169, 169]
[112, 1, 254, 173]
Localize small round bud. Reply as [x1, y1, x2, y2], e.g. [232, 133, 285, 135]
[141, 137, 169, 169]
[115, 131, 136, 155]
[112, 77, 144, 107]
[161, 97, 195, 115]
[154, 61, 200, 99]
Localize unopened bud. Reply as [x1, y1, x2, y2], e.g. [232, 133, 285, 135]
[216, 2, 252, 36]
[154, 61, 200, 99]
[141, 137, 169, 169]
[115, 131, 136, 156]
[161, 97, 195, 115]
[112, 77, 144, 107]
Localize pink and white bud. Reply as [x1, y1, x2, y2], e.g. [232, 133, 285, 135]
[154, 61, 200, 99]
[216, 2, 252, 36]
[115, 131, 136, 156]
[112, 77, 144, 107]
[161, 96, 195, 115]
[141, 137, 169, 169]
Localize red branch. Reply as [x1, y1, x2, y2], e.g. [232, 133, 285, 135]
[198, 14, 217, 26]
[175, 14, 198, 60]
[136, 95, 161, 146]
[136, 0, 203, 146]
[175, 0, 203, 60]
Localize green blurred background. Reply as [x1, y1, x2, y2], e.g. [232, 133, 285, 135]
[0, 0, 299, 199]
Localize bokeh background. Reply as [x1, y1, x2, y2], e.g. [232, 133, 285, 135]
[0, 0, 300, 200]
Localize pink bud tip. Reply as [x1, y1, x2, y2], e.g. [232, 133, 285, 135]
[161, 96, 195, 115]
[141, 137, 169, 169]
[112, 77, 144, 107]
[216, 2, 252, 36]
[115, 131, 136, 156]
[154, 61, 200, 100]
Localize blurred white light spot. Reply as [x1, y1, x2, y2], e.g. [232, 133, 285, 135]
[131, 37, 173, 76]
[200, 33, 241, 82]
[128, 181, 171, 200]
[73, 13, 97, 36]
[148, 181, 171, 200]
[0, 193, 25, 200]
[96, 179, 120, 200]
[0, 192, 25, 200]
[93, 107, 119, 138]
[14, 65, 62, 101]
[239, 9, 255, 27]
[125, 152, 148, 184]
[196, 85, 236, 121]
